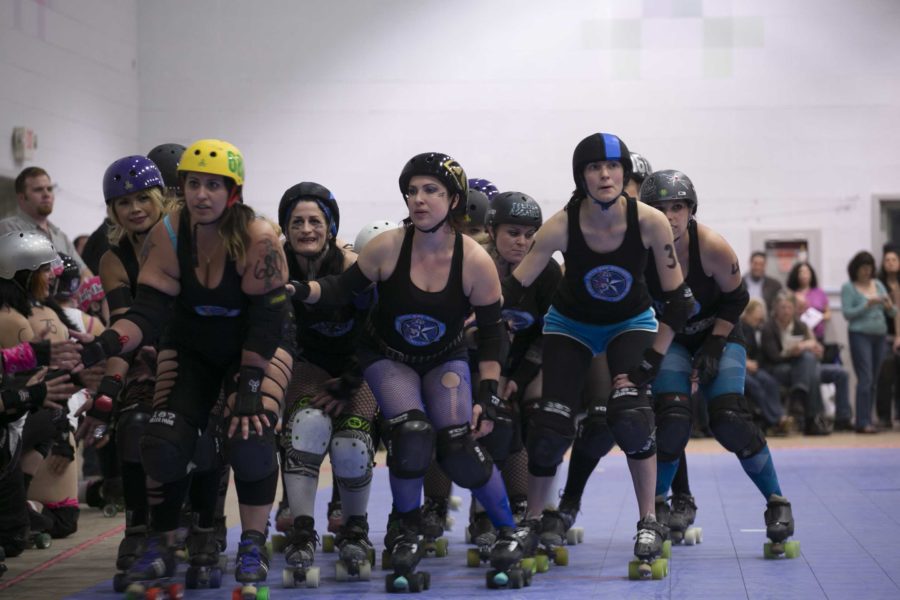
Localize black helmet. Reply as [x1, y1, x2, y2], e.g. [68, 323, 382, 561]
[572, 133, 632, 193]
[465, 189, 490, 228]
[53, 253, 81, 300]
[486, 192, 543, 229]
[147, 143, 187, 191]
[278, 182, 339, 237]
[639, 170, 698, 215]
[399, 153, 468, 216]
[630, 152, 653, 184]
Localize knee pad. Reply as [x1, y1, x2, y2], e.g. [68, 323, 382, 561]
[140, 410, 199, 483]
[526, 398, 576, 475]
[386, 410, 434, 479]
[607, 387, 656, 458]
[42, 502, 79, 538]
[436, 424, 493, 489]
[282, 405, 331, 476]
[575, 403, 616, 461]
[330, 420, 374, 491]
[227, 411, 278, 482]
[708, 394, 766, 459]
[654, 393, 693, 462]
[115, 405, 152, 464]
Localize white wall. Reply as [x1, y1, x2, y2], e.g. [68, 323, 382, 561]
[0, 0, 139, 239]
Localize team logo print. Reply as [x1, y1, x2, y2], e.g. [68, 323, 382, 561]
[395, 313, 446, 347]
[583, 265, 633, 301]
[441, 158, 466, 192]
[194, 305, 241, 317]
[309, 320, 354, 337]
[502, 308, 536, 332]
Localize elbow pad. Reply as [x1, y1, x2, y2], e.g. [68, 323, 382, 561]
[475, 301, 507, 364]
[127, 284, 175, 345]
[317, 263, 372, 308]
[659, 283, 695, 333]
[245, 286, 289, 360]
[717, 280, 749, 324]
[501, 275, 527, 308]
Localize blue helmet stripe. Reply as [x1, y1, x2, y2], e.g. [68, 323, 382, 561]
[601, 133, 622, 160]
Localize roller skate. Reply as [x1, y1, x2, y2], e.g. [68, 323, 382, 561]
[184, 526, 225, 589]
[102, 477, 126, 518]
[763, 494, 800, 559]
[558, 494, 584, 544]
[281, 516, 320, 588]
[465, 511, 496, 567]
[334, 514, 375, 581]
[232, 529, 271, 599]
[124, 533, 182, 599]
[214, 515, 228, 554]
[536, 508, 577, 566]
[112, 525, 146, 592]
[517, 518, 549, 573]
[382, 509, 430, 593]
[485, 525, 536, 589]
[420, 496, 449, 557]
[327, 499, 343, 533]
[26, 505, 52, 550]
[270, 503, 292, 553]
[628, 515, 669, 580]
[669, 493, 702, 545]
[510, 497, 528, 525]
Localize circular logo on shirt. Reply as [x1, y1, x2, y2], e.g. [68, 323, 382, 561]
[309, 320, 354, 337]
[583, 265, 633, 302]
[395, 314, 446, 347]
[502, 308, 536, 333]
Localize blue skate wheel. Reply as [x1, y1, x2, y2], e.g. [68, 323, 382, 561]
[494, 571, 509, 586]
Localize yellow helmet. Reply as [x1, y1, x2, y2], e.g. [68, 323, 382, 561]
[177, 139, 245, 187]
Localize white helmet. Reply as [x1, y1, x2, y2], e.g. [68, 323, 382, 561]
[0, 231, 60, 279]
[354, 219, 402, 253]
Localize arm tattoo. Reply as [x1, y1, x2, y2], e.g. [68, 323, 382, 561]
[42, 319, 58, 335]
[731, 262, 739, 275]
[140, 238, 155, 266]
[252, 239, 286, 290]
[664, 244, 676, 269]
[17, 328, 29, 343]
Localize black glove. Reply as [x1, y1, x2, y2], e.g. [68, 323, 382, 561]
[87, 375, 123, 423]
[0, 382, 47, 418]
[79, 329, 124, 368]
[626, 347, 665, 388]
[476, 379, 515, 462]
[289, 280, 311, 301]
[30, 340, 52, 367]
[50, 434, 75, 461]
[508, 359, 541, 401]
[324, 371, 364, 404]
[234, 365, 265, 416]
[692, 335, 727, 385]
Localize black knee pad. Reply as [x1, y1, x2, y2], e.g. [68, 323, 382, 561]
[227, 410, 278, 483]
[386, 410, 434, 479]
[42, 504, 79, 538]
[140, 410, 199, 483]
[654, 393, 693, 462]
[607, 386, 656, 458]
[478, 417, 515, 464]
[115, 405, 152, 464]
[436, 423, 493, 489]
[526, 398, 576, 476]
[234, 468, 277, 506]
[708, 394, 766, 459]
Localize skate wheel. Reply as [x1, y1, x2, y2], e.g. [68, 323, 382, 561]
[322, 534, 335, 553]
[464, 527, 471, 544]
[167, 583, 185, 599]
[359, 560, 372, 580]
[34, 533, 52, 549]
[509, 568, 525, 589]
[381, 549, 392, 570]
[113, 572, 129, 593]
[282, 568, 296, 588]
[535, 553, 550, 572]
[209, 568, 222, 588]
[368, 547, 376, 565]
[219, 555, 229, 570]
[103, 504, 119, 518]
[185, 566, 198, 589]
[763, 542, 779, 559]
[784, 540, 801, 559]
[444, 515, 455, 530]
[466, 547, 481, 567]
[520, 557, 535, 574]
[651, 558, 668, 580]
[661, 539, 672, 559]
[270, 534, 287, 554]
[256, 586, 270, 600]
[449, 495, 462, 510]
[336, 560, 349, 582]
[434, 537, 449, 557]
[493, 570, 509, 587]
[145, 587, 163, 600]
[565, 527, 583, 545]
[305, 566, 320, 588]
[553, 546, 568, 566]
[684, 527, 702, 545]
[388, 574, 409, 592]
[628, 559, 651, 580]
[124, 583, 145, 600]
[576, 527, 585, 543]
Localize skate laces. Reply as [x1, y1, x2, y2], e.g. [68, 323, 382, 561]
[635, 528, 657, 546]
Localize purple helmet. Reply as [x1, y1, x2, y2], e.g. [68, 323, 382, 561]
[468, 177, 499, 201]
[103, 155, 164, 204]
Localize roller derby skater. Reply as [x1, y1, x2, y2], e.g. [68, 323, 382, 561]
[764, 494, 799, 558]
[123, 533, 182, 600]
[485, 525, 538, 589]
[420, 494, 450, 557]
[334, 514, 375, 581]
[301, 152, 524, 590]
[184, 524, 225, 589]
[668, 492, 701, 545]
[281, 515, 320, 588]
[502, 135, 688, 579]
[640, 170, 794, 558]
[628, 515, 669, 580]
[465, 509, 497, 567]
[234, 530, 271, 599]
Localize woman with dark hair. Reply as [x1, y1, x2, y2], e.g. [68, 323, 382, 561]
[786, 262, 830, 342]
[876, 247, 900, 428]
[841, 251, 895, 433]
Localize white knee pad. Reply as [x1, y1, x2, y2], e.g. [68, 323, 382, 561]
[330, 429, 373, 490]
[287, 407, 332, 464]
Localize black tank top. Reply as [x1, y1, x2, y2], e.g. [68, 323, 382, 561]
[166, 211, 248, 363]
[110, 237, 140, 298]
[552, 197, 652, 324]
[287, 245, 369, 373]
[368, 227, 468, 358]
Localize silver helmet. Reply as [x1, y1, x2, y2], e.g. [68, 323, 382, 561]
[0, 231, 60, 279]
[353, 219, 402, 253]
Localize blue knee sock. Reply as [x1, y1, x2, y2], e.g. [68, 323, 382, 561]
[389, 473, 423, 513]
[471, 468, 515, 529]
[738, 446, 782, 499]
[656, 459, 680, 497]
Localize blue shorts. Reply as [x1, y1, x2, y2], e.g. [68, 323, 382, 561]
[653, 341, 746, 399]
[542, 306, 658, 356]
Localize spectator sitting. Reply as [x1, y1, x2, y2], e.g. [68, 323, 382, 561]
[761, 290, 830, 435]
[740, 298, 794, 435]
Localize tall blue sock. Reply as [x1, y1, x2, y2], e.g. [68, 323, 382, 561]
[656, 459, 680, 497]
[738, 446, 782, 499]
[389, 473, 423, 513]
[471, 468, 515, 528]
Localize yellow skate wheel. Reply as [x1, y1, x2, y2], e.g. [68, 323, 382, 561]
[271, 534, 287, 554]
[466, 547, 481, 567]
[553, 546, 568, 566]
[434, 537, 449, 557]
[784, 540, 801, 558]
[535, 554, 550, 572]
[520, 557, 536, 574]
[651, 558, 668, 579]
[381, 549, 392, 570]
[322, 534, 335, 553]
[661, 539, 672, 559]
